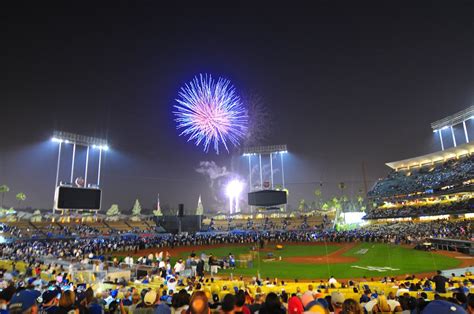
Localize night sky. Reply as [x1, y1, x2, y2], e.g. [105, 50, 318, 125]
[2, 2, 474, 213]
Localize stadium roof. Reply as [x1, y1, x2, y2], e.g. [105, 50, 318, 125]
[243, 144, 287, 155]
[386, 142, 474, 170]
[431, 105, 474, 131]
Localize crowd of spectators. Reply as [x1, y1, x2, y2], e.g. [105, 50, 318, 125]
[0, 262, 472, 314]
[0, 219, 470, 265]
[0, 217, 471, 313]
[364, 198, 474, 219]
[209, 215, 329, 232]
[368, 156, 474, 200]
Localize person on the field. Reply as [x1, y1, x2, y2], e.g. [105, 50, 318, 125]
[190, 257, 198, 277]
[196, 258, 205, 278]
[209, 255, 219, 276]
[228, 253, 235, 269]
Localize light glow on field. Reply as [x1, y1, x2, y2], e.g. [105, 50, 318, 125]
[341, 212, 367, 225]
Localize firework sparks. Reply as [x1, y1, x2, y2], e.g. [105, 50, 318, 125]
[174, 74, 248, 153]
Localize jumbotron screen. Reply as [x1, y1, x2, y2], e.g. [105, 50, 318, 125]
[248, 190, 287, 207]
[56, 186, 102, 209]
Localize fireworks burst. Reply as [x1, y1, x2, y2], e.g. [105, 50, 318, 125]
[174, 74, 248, 154]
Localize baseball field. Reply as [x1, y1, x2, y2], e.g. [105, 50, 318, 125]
[137, 242, 472, 280]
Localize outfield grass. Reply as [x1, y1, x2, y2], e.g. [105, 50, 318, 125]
[178, 243, 461, 280]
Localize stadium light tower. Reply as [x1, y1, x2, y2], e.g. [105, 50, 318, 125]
[431, 105, 474, 150]
[226, 179, 243, 215]
[51, 131, 109, 189]
[243, 145, 287, 191]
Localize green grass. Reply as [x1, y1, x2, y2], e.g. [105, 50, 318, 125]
[176, 244, 340, 259]
[177, 243, 461, 280]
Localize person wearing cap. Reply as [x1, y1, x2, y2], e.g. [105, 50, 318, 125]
[287, 296, 304, 314]
[359, 290, 371, 304]
[330, 292, 345, 314]
[8, 289, 41, 314]
[421, 300, 467, 314]
[40, 290, 59, 314]
[135, 289, 170, 314]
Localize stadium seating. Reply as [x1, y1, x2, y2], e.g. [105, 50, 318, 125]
[368, 155, 474, 201]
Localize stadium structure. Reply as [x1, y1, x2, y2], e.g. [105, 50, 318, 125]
[0, 107, 472, 312]
[365, 106, 474, 222]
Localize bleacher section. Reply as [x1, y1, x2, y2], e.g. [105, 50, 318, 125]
[203, 214, 333, 232]
[0, 219, 158, 239]
[366, 145, 474, 220]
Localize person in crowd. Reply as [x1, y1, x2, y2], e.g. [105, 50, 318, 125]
[467, 294, 474, 314]
[287, 296, 304, 314]
[234, 290, 250, 314]
[171, 289, 190, 314]
[421, 300, 467, 314]
[0, 286, 16, 314]
[57, 290, 78, 314]
[188, 291, 209, 314]
[8, 289, 41, 314]
[341, 299, 362, 314]
[331, 292, 345, 314]
[371, 295, 392, 313]
[221, 294, 236, 314]
[386, 292, 402, 312]
[432, 270, 449, 293]
[41, 290, 60, 314]
[258, 293, 285, 314]
[248, 294, 263, 314]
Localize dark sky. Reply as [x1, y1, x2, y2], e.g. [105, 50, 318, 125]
[2, 2, 474, 213]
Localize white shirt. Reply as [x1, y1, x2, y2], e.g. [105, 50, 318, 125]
[174, 262, 184, 273]
[396, 288, 409, 297]
[387, 299, 401, 311]
[364, 299, 377, 313]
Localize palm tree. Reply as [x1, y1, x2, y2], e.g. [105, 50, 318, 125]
[314, 188, 322, 210]
[16, 193, 26, 209]
[0, 185, 9, 208]
[337, 182, 346, 211]
[298, 199, 307, 212]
